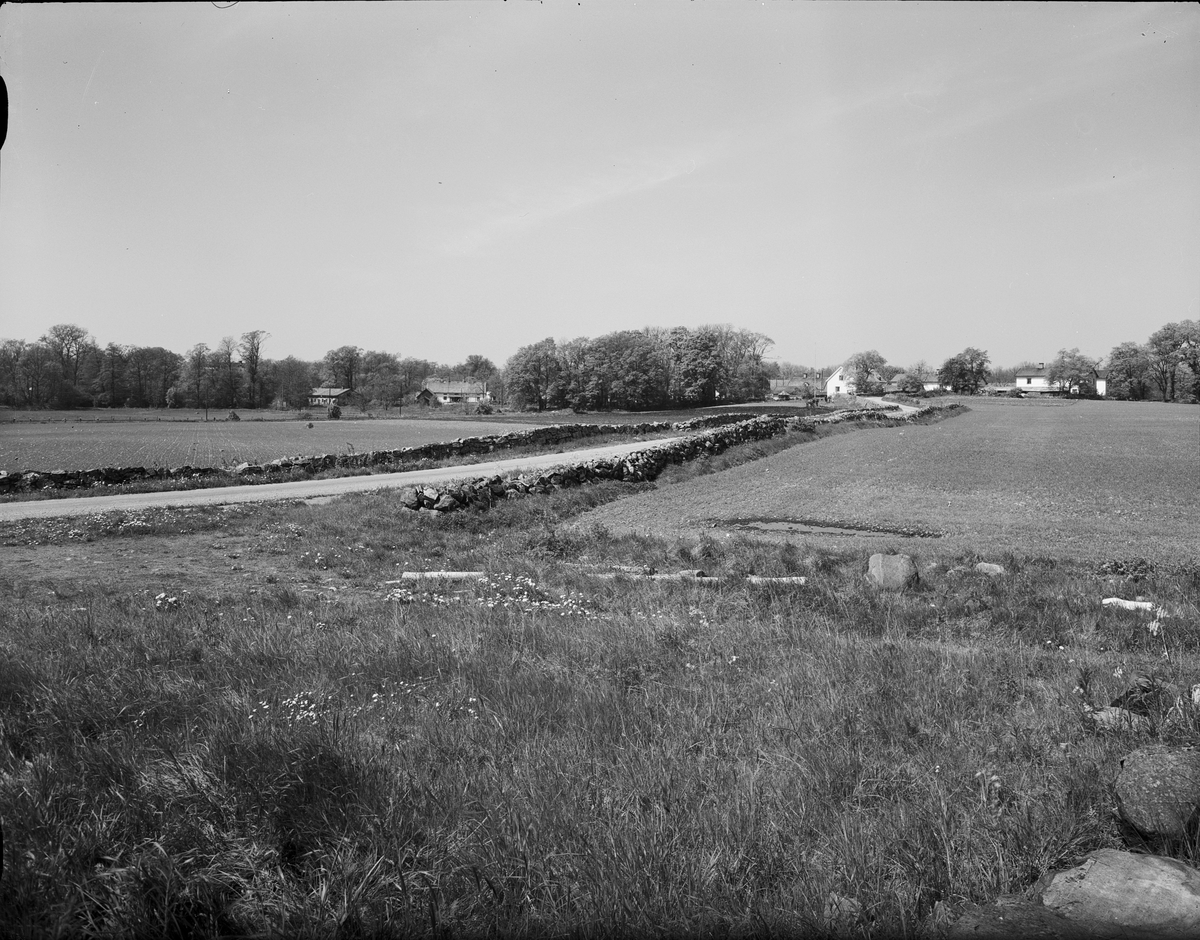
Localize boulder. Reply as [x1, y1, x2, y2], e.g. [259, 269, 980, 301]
[1114, 745, 1200, 839]
[398, 488, 422, 510]
[975, 562, 1007, 577]
[868, 553, 919, 590]
[1039, 849, 1200, 938]
[432, 494, 462, 512]
[1083, 706, 1151, 733]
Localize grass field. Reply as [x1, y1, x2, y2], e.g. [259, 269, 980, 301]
[578, 398, 1200, 563]
[1, 404, 1197, 937]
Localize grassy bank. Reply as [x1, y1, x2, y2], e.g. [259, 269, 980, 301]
[2, 477, 1198, 937]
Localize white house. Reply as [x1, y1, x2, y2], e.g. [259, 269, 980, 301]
[1014, 363, 1053, 394]
[824, 366, 885, 398]
[824, 366, 853, 398]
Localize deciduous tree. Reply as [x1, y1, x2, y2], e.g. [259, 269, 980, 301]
[1105, 342, 1151, 401]
[504, 338, 562, 411]
[239, 330, 269, 409]
[844, 350, 888, 396]
[1047, 347, 1099, 396]
[273, 356, 319, 410]
[323, 345, 363, 391]
[938, 347, 991, 394]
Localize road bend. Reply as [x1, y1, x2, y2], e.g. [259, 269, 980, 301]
[0, 437, 681, 523]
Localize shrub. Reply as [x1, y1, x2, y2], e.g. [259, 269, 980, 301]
[328, 405, 342, 420]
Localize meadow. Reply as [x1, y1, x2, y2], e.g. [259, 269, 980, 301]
[579, 398, 1200, 563]
[0, 401, 1197, 937]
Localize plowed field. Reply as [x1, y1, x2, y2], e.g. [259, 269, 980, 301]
[0, 417, 529, 471]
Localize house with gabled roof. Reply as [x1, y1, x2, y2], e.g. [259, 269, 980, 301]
[1014, 363, 1052, 394]
[824, 366, 852, 398]
[824, 366, 885, 398]
[309, 387, 351, 407]
[416, 378, 492, 406]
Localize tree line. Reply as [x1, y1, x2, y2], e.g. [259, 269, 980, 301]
[834, 318, 1199, 401]
[503, 326, 773, 411]
[0, 325, 498, 412]
[3, 317, 1195, 412]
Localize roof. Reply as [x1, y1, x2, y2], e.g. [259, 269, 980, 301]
[422, 379, 487, 395]
[1014, 366, 1049, 378]
[310, 387, 350, 396]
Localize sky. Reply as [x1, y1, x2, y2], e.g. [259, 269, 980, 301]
[0, 2, 1196, 371]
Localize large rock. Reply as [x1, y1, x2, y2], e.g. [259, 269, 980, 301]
[975, 562, 1007, 577]
[1115, 745, 1200, 839]
[868, 553, 919, 590]
[1083, 706, 1151, 733]
[1039, 849, 1200, 938]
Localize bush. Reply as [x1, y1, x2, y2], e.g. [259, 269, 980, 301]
[328, 405, 342, 420]
[227, 410, 240, 421]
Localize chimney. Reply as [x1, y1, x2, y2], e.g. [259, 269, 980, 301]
[1038, 362, 1045, 370]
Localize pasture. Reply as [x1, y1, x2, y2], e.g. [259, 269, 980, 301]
[578, 398, 1200, 563]
[1, 402, 1197, 937]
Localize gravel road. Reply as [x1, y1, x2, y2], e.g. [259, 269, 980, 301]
[0, 438, 679, 522]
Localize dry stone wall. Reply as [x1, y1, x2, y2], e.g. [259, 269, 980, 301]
[0, 412, 760, 494]
[393, 404, 961, 515]
[0, 405, 960, 498]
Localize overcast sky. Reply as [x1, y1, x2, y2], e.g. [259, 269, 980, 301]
[0, 2, 1195, 371]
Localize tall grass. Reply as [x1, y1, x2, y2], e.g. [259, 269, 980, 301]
[1, 484, 1198, 937]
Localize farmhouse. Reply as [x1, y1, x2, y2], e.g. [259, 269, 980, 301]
[309, 387, 351, 407]
[824, 366, 852, 398]
[417, 378, 492, 406]
[824, 367, 885, 398]
[1014, 363, 1052, 394]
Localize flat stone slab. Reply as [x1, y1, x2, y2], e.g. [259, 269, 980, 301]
[1040, 849, 1200, 938]
[868, 552, 919, 590]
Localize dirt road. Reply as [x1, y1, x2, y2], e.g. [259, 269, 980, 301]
[0, 437, 679, 522]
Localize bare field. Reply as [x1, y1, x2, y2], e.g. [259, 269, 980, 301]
[574, 399, 1200, 563]
[0, 416, 532, 470]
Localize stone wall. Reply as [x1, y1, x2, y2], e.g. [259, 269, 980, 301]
[0, 412, 763, 494]
[0, 405, 960, 497]
[393, 404, 962, 514]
